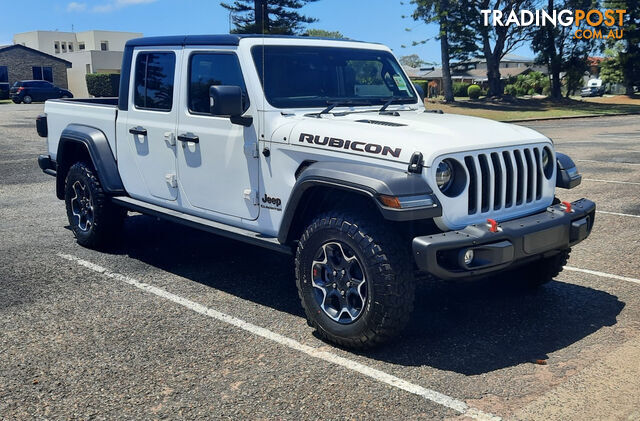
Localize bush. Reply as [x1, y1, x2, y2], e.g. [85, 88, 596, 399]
[467, 84, 481, 99]
[453, 82, 471, 97]
[86, 73, 120, 97]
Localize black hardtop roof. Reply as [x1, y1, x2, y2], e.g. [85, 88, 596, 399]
[125, 34, 375, 48]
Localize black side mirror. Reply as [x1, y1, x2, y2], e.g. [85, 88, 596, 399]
[209, 85, 252, 127]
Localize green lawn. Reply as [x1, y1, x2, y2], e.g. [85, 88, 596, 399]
[426, 95, 640, 121]
[0, 99, 12, 104]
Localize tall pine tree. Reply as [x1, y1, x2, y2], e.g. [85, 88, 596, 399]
[222, 0, 319, 35]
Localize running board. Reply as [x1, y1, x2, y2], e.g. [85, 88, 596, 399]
[111, 196, 292, 255]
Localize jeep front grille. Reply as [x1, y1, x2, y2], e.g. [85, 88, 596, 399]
[463, 147, 546, 215]
[429, 143, 556, 230]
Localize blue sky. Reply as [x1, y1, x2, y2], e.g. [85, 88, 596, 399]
[1, 0, 533, 65]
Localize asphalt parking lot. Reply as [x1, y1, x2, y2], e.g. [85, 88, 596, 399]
[1, 103, 639, 420]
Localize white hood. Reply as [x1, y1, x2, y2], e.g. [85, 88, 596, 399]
[285, 110, 551, 166]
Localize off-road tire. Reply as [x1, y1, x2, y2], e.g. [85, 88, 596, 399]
[295, 212, 415, 349]
[512, 248, 571, 288]
[64, 162, 125, 249]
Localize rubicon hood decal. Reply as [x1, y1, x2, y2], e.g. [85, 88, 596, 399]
[299, 133, 402, 158]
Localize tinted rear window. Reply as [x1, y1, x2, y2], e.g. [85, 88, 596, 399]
[134, 52, 176, 111]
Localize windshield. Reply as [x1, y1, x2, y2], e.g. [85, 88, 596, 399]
[252, 46, 418, 109]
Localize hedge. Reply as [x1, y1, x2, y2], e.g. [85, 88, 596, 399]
[453, 82, 471, 97]
[467, 84, 481, 99]
[86, 73, 120, 97]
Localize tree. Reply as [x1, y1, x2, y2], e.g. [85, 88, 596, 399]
[474, 0, 535, 97]
[530, 0, 595, 99]
[221, 0, 319, 35]
[303, 29, 344, 38]
[409, 0, 479, 102]
[399, 54, 426, 68]
[600, 43, 625, 86]
[603, 0, 640, 95]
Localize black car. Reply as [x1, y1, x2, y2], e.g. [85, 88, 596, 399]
[10, 80, 73, 104]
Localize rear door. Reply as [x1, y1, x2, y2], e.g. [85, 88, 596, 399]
[117, 48, 182, 202]
[175, 49, 260, 220]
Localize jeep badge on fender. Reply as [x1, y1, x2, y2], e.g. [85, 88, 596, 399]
[37, 34, 595, 349]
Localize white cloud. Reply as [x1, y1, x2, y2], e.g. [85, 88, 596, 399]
[91, 0, 157, 13]
[67, 2, 87, 12]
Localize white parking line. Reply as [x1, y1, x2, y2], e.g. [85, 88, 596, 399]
[584, 178, 640, 186]
[577, 159, 639, 165]
[565, 266, 640, 286]
[596, 210, 640, 219]
[57, 253, 500, 421]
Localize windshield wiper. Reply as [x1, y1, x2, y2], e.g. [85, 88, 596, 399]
[312, 100, 375, 118]
[379, 97, 406, 114]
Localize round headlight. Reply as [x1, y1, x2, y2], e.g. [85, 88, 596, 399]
[542, 148, 550, 168]
[436, 160, 453, 192]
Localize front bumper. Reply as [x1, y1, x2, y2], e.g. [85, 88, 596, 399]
[413, 199, 595, 280]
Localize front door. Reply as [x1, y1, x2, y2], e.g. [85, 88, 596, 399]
[176, 49, 260, 220]
[119, 48, 182, 201]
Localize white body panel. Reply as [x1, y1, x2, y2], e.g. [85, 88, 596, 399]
[44, 100, 118, 160]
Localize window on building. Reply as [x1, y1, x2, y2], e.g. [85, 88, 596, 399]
[0, 66, 8, 83]
[188, 53, 249, 114]
[68, 43, 74, 52]
[134, 52, 176, 111]
[79, 42, 85, 51]
[86, 64, 91, 74]
[54, 42, 60, 54]
[100, 41, 109, 51]
[32, 66, 54, 83]
[62, 42, 67, 53]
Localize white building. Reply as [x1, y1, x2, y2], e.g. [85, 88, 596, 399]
[13, 30, 142, 97]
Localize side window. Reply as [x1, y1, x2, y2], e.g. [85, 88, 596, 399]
[188, 53, 248, 115]
[134, 52, 176, 112]
[43, 67, 53, 83]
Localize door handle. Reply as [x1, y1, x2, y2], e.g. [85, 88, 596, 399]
[129, 126, 147, 136]
[177, 133, 200, 144]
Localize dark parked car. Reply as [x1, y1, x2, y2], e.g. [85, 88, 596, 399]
[0, 82, 9, 100]
[10, 80, 73, 104]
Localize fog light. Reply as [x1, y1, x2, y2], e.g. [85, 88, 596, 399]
[463, 249, 475, 266]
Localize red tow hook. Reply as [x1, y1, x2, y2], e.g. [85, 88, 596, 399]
[487, 218, 499, 233]
[561, 201, 573, 213]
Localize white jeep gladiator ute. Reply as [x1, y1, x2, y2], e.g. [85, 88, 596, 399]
[36, 35, 595, 348]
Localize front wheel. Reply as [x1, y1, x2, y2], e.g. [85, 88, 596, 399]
[22, 95, 32, 104]
[64, 162, 125, 249]
[295, 213, 415, 349]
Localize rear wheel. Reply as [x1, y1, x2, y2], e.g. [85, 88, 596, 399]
[22, 95, 32, 104]
[295, 213, 415, 349]
[64, 162, 125, 249]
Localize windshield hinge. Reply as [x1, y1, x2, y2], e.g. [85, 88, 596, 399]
[408, 152, 424, 174]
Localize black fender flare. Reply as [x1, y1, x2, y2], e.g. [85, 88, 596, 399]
[55, 124, 125, 199]
[277, 161, 441, 244]
[556, 152, 582, 189]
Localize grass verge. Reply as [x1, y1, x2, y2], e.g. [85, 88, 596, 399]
[426, 95, 640, 121]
